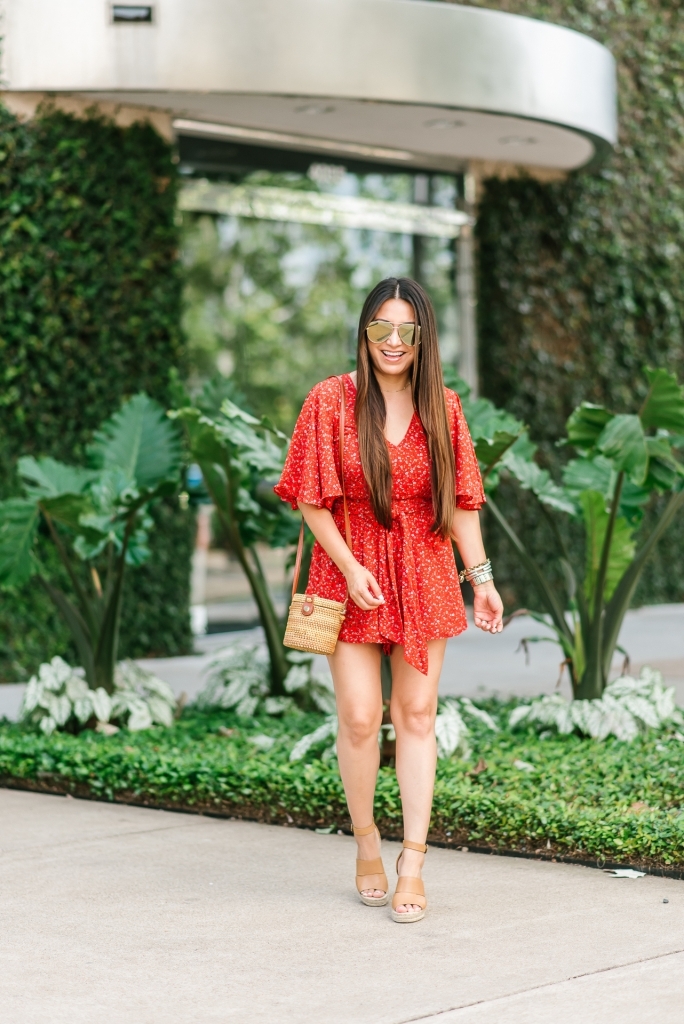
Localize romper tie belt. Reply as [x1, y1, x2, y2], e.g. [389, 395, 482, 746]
[337, 496, 434, 675]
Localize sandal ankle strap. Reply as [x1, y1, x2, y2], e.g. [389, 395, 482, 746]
[352, 820, 377, 837]
[403, 840, 428, 854]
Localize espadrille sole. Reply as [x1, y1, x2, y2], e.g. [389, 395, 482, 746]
[360, 892, 390, 907]
[391, 907, 425, 923]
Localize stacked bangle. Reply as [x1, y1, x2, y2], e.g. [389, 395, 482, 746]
[458, 558, 494, 587]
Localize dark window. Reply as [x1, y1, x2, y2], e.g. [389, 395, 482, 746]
[112, 5, 153, 22]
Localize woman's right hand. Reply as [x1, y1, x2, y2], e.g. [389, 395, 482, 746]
[345, 562, 385, 611]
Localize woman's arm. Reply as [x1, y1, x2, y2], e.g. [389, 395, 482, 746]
[298, 502, 385, 611]
[451, 508, 504, 633]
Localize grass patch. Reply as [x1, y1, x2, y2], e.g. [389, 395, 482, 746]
[2, 704, 684, 872]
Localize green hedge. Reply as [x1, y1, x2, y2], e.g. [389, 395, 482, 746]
[0, 105, 192, 677]
[470, 1, 684, 609]
[2, 708, 684, 872]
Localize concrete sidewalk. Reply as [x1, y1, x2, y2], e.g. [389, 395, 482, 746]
[1, 789, 682, 1023]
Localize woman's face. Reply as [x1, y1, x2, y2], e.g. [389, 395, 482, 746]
[365, 297, 417, 380]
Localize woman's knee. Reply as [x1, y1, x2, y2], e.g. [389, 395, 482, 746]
[391, 699, 436, 738]
[338, 707, 382, 746]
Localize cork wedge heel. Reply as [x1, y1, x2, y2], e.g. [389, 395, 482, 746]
[352, 821, 389, 907]
[391, 840, 428, 923]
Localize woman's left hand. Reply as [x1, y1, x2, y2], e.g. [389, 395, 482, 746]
[473, 582, 504, 633]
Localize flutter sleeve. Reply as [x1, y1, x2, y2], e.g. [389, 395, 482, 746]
[446, 388, 486, 511]
[274, 379, 343, 511]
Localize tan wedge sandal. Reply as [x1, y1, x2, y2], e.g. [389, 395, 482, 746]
[391, 840, 428, 923]
[352, 821, 389, 907]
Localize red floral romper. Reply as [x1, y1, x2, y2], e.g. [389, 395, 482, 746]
[274, 374, 485, 675]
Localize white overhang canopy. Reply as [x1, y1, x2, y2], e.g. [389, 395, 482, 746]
[1, 0, 617, 236]
[2, 0, 617, 174]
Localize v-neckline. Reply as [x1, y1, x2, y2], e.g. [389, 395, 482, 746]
[345, 373, 416, 448]
[386, 412, 416, 448]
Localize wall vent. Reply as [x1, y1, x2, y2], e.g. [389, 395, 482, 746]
[112, 5, 153, 23]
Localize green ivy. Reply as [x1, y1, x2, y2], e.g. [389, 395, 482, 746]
[466, 1, 684, 608]
[0, 105, 192, 677]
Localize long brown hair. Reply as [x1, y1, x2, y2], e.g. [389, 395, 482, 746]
[355, 277, 455, 538]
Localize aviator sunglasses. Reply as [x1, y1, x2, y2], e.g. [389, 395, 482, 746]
[366, 319, 421, 347]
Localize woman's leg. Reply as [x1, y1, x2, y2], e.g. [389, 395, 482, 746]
[327, 640, 385, 896]
[389, 638, 447, 913]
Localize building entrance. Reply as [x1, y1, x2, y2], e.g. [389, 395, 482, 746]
[178, 132, 474, 429]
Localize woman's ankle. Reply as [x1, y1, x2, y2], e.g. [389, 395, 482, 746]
[399, 848, 425, 874]
[355, 831, 380, 849]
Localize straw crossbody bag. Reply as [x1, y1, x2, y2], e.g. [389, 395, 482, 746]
[283, 375, 352, 656]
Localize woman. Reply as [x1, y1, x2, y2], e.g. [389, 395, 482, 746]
[275, 277, 503, 923]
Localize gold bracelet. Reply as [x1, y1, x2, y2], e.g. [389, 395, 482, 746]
[458, 558, 492, 584]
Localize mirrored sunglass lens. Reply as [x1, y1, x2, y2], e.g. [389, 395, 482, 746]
[398, 323, 416, 345]
[367, 321, 393, 343]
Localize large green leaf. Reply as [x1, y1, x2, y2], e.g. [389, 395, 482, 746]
[19, 456, 95, 498]
[89, 393, 181, 490]
[640, 367, 684, 432]
[475, 430, 520, 474]
[503, 453, 577, 514]
[217, 401, 287, 475]
[645, 436, 684, 490]
[580, 490, 636, 606]
[220, 398, 265, 429]
[563, 455, 651, 521]
[461, 396, 524, 447]
[597, 414, 649, 484]
[174, 404, 288, 549]
[445, 369, 525, 445]
[0, 499, 40, 587]
[39, 493, 93, 531]
[563, 456, 612, 497]
[177, 405, 286, 480]
[565, 403, 613, 450]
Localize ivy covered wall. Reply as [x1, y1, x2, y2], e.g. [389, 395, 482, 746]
[465, 0, 684, 609]
[0, 106, 193, 679]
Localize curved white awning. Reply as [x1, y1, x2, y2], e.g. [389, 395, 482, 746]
[1, 0, 617, 171]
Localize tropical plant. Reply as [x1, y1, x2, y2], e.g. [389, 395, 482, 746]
[171, 393, 299, 694]
[20, 656, 177, 736]
[434, 697, 500, 760]
[0, 394, 182, 694]
[197, 641, 336, 717]
[289, 714, 339, 762]
[509, 668, 681, 743]
[450, 366, 684, 701]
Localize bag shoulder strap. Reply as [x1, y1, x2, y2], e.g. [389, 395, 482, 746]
[291, 375, 351, 597]
[338, 375, 352, 551]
